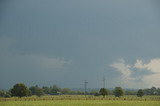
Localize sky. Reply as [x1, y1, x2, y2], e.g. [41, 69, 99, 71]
[0, 0, 160, 89]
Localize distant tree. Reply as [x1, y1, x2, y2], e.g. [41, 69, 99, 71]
[143, 87, 158, 95]
[94, 92, 100, 96]
[125, 90, 137, 95]
[61, 88, 71, 94]
[137, 89, 144, 97]
[35, 88, 44, 97]
[157, 88, 160, 95]
[90, 90, 99, 95]
[4, 93, 11, 98]
[0, 90, 11, 97]
[0, 90, 5, 97]
[151, 87, 157, 95]
[99, 88, 108, 98]
[50, 85, 61, 95]
[143, 88, 151, 95]
[11, 83, 29, 98]
[27, 89, 32, 96]
[29, 85, 39, 95]
[42, 86, 50, 94]
[113, 87, 124, 97]
[74, 90, 84, 95]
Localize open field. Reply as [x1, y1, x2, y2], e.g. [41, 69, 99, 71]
[1, 100, 160, 106]
[1, 95, 160, 101]
[0, 95, 160, 106]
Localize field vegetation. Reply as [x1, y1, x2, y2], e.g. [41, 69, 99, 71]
[0, 83, 160, 105]
[0, 95, 160, 106]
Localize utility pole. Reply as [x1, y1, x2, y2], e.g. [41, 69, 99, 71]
[84, 80, 88, 95]
[103, 76, 105, 88]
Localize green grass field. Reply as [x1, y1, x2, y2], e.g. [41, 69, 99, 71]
[0, 95, 160, 106]
[1, 100, 160, 106]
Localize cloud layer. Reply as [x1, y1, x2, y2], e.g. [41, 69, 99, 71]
[110, 59, 133, 80]
[1, 0, 160, 89]
[110, 58, 160, 88]
[0, 37, 72, 88]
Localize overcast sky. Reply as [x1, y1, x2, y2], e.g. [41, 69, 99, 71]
[0, 0, 160, 89]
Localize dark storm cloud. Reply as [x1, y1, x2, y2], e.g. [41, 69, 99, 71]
[0, 0, 160, 89]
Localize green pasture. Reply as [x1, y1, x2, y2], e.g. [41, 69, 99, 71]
[0, 95, 160, 106]
[1, 95, 160, 101]
[0, 100, 160, 106]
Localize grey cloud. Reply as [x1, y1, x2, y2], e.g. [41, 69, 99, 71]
[110, 58, 160, 88]
[1, 0, 160, 89]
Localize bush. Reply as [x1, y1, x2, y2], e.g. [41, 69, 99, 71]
[99, 88, 108, 97]
[113, 87, 124, 97]
[11, 83, 29, 98]
[137, 89, 144, 97]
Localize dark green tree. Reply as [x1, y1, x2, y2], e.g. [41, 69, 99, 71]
[113, 87, 124, 97]
[99, 88, 108, 98]
[11, 83, 29, 98]
[137, 89, 144, 97]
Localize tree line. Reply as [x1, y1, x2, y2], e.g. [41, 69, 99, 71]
[0, 83, 160, 98]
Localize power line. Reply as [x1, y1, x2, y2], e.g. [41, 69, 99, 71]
[84, 80, 88, 95]
[103, 76, 105, 88]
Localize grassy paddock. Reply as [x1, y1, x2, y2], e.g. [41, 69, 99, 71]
[0, 95, 160, 106]
[0, 100, 160, 106]
[0, 95, 160, 101]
